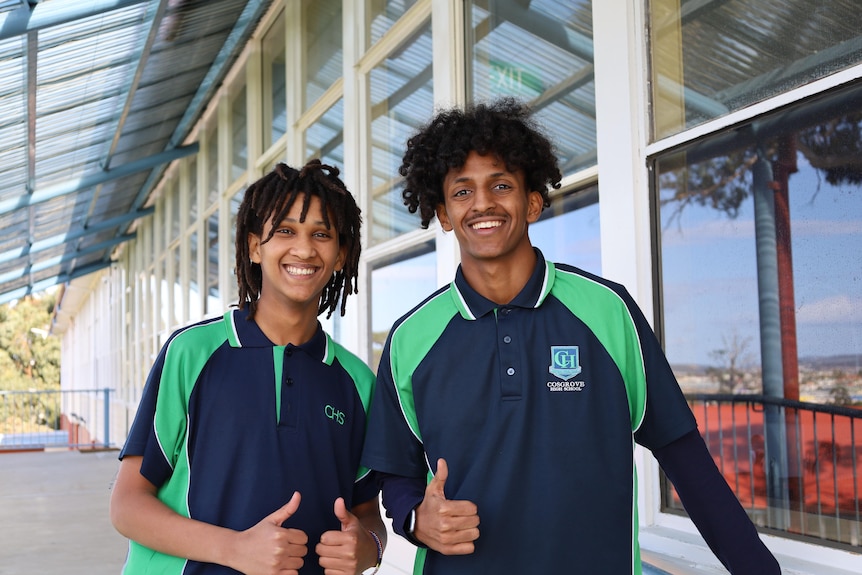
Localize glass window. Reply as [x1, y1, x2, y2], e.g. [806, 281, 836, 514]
[370, 242, 436, 371]
[655, 84, 862, 548]
[305, 99, 344, 168]
[206, 125, 219, 206]
[169, 181, 180, 242]
[369, 21, 432, 245]
[648, 0, 862, 140]
[206, 210, 220, 314]
[302, 0, 342, 109]
[189, 230, 201, 320]
[469, 0, 596, 176]
[369, 0, 419, 45]
[231, 84, 247, 183]
[532, 185, 600, 275]
[227, 190, 244, 307]
[263, 13, 287, 150]
[188, 156, 198, 225]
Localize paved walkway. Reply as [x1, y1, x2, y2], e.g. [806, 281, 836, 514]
[0, 449, 128, 575]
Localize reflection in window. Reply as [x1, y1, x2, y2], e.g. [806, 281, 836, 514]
[231, 84, 247, 182]
[227, 190, 243, 306]
[206, 211, 220, 314]
[469, 0, 596, 175]
[206, 125, 219, 206]
[368, 0, 419, 46]
[532, 185, 600, 275]
[369, 22, 431, 244]
[649, 0, 862, 140]
[169, 181, 180, 242]
[189, 230, 201, 319]
[263, 13, 286, 150]
[303, 0, 341, 109]
[370, 242, 436, 371]
[305, 99, 344, 168]
[655, 86, 862, 548]
[188, 156, 198, 225]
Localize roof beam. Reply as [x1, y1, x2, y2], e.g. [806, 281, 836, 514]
[0, 143, 199, 216]
[0, 0, 148, 41]
[0, 260, 115, 306]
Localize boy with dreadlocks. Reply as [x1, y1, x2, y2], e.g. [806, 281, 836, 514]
[360, 99, 780, 574]
[112, 160, 386, 575]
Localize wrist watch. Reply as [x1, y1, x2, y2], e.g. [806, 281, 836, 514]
[405, 507, 417, 537]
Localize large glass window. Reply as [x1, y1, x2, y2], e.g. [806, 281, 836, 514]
[263, 12, 286, 151]
[655, 85, 862, 548]
[369, 22, 432, 244]
[648, 0, 862, 140]
[302, 0, 341, 109]
[305, 99, 344, 168]
[369, 0, 419, 45]
[370, 242, 436, 371]
[531, 186, 601, 275]
[231, 84, 247, 183]
[205, 211, 219, 314]
[469, 0, 596, 175]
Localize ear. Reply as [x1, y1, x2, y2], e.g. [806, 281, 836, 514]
[248, 232, 261, 264]
[526, 191, 544, 224]
[436, 203, 453, 232]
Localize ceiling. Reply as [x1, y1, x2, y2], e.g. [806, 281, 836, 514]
[0, 0, 271, 305]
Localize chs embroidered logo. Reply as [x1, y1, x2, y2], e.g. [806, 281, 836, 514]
[325, 404, 345, 425]
[548, 346, 582, 380]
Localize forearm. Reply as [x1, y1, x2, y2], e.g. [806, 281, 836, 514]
[354, 498, 388, 570]
[379, 473, 425, 541]
[654, 430, 781, 574]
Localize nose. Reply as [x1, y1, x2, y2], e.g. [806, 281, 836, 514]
[289, 233, 317, 259]
[472, 188, 496, 212]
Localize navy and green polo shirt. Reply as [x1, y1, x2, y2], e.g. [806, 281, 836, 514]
[361, 249, 697, 575]
[119, 307, 377, 575]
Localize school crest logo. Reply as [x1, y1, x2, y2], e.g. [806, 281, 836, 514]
[548, 346, 582, 380]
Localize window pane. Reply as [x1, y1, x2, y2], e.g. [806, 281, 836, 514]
[469, 0, 596, 175]
[649, 0, 862, 140]
[369, 0, 419, 46]
[303, 0, 341, 109]
[655, 85, 862, 548]
[188, 156, 198, 225]
[263, 13, 286, 150]
[206, 126, 219, 206]
[532, 185, 600, 275]
[305, 99, 344, 168]
[206, 210, 220, 314]
[227, 191, 243, 307]
[189, 230, 201, 319]
[231, 84, 247, 182]
[371, 242, 436, 371]
[369, 22, 432, 244]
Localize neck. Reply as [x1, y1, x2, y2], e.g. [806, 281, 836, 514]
[460, 244, 537, 305]
[252, 298, 319, 346]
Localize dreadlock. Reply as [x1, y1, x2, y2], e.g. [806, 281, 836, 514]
[400, 97, 561, 228]
[235, 159, 362, 319]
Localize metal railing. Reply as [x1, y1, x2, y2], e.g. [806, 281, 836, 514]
[672, 394, 861, 549]
[0, 388, 113, 451]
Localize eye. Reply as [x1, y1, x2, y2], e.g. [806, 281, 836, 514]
[452, 188, 471, 198]
[275, 227, 294, 235]
[313, 230, 333, 239]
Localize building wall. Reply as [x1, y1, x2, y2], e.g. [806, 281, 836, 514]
[57, 1, 862, 572]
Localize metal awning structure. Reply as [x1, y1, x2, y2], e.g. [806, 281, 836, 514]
[0, 0, 270, 304]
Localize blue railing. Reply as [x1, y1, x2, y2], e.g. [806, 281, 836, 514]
[676, 394, 862, 549]
[0, 388, 113, 451]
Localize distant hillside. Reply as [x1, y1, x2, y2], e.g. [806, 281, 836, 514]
[672, 354, 862, 375]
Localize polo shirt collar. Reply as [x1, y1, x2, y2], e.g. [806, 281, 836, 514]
[450, 248, 556, 320]
[224, 307, 331, 363]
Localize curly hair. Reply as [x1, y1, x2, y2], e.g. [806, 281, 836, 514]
[235, 159, 362, 319]
[400, 97, 562, 228]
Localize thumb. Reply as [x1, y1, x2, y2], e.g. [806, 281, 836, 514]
[268, 491, 301, 526]
[426, 458, 449, 499]
[333, 497, 357, 531]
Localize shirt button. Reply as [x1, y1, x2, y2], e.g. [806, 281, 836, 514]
[506, 367, 515, 376]
[285, 348, 293, 357]
[503, 335, 512, 344]
[286, 377, 294, 386]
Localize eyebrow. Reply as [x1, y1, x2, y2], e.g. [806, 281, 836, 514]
[451, 171, 507, 184]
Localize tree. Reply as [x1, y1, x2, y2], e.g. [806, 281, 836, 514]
[706, 331, 754, 394]
[0, 293, 61, 392]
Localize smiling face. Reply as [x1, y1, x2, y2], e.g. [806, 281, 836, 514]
[248, 193, 346, 318]
[436, 151, 544, 274]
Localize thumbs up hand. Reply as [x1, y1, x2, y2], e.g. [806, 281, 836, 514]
[317, 497, 381, 575]
[414, 458, 480, 555]
[232, 491, 308, 575]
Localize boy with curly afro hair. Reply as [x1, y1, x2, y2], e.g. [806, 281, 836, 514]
[361, 99, 780, 575]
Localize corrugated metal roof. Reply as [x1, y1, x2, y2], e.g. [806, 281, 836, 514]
[0, 0, 271, 304]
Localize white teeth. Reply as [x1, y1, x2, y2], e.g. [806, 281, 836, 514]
[471, 220, 502, 230]
[286, 266, 315, 276]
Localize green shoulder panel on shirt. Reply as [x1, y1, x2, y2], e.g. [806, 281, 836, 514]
[551, 268, 648, 431]
[153, 316, 229, 517]
[388, 289, 459, 442]
[329, 336, 376, 412]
